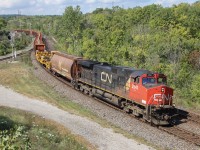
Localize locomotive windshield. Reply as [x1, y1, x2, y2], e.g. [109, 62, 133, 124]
[142, 77, 167, 85]
[157, 77, 167, 84]
[142, 78, 156, 84]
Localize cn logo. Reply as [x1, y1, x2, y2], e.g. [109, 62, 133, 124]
[101, 72, 112, 83]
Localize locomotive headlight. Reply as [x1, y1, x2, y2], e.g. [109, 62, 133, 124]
[161, 88, 165, 93]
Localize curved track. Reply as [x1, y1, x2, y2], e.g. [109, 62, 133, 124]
[178, 110, 200, 125]
[35, 51, 200, 146]
[2, 32, 200, 148]
[159, 126, 200, 146]
[33, 34, 200, 147]
[0, 42, 33, 62]
[188, 113, 200, 124]
[0, 52, 30, 62]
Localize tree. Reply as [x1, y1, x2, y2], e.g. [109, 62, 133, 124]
[190, 74, 200, 103]
[0, 17, 6, 30]
[62, 6, 83, 54]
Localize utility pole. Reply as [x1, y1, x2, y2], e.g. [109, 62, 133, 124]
[19, 20, 22, 30]
[48, 23, 50, 35]
[9, 32, 16, 61]
[28, 22, 32, 35]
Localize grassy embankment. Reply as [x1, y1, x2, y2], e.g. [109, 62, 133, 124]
[0, 106, 89, 150]
[0, 54, 159, 149]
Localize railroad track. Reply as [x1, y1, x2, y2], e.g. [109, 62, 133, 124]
[177, 109, 200, 125]
[0, 37, 34, 62]
[159, 126, 200, 146]
[0, 51, 32, 62]
[185, 112, 200, 124]
[0, 55, 13, 61]
[31, 32, 200, 148]
[34, 51, 200, 147]
[35, 57, 200, 147]
[0, 45, 33, 62]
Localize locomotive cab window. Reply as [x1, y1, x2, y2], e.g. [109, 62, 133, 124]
[142, 78, 155, 85]
[158, 77, 167, 84]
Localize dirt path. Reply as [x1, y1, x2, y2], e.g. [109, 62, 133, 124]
[0, 85, 154, 150]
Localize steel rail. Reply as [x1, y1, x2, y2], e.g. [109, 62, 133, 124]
[159, 126, 200, 146]
[31, 37, 200, 147]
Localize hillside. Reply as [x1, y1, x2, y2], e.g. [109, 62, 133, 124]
[1, 1, 200, 108]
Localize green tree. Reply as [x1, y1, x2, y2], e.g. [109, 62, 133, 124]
[190, 74, 200, 103]
[0, 17, 7, 30]
[62, 6, 83, 54]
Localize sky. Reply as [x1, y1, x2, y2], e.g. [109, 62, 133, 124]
[0, 0, 198, 15]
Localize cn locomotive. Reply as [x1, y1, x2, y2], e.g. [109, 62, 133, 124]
[17, 29, 178, 125]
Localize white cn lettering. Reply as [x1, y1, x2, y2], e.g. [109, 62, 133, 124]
[101, 72, 112, 83]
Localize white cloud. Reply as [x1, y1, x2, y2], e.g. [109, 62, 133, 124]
[85, 0, 122, 4]
[0, 0, 36, 10]
[0, 0, 24, 8]
[98, 0, 120, 3]
[43, 0, 66, 5]
[86, 0, 96, 4]
[0, 0, 197, 15]
[154, 0, 193, 6]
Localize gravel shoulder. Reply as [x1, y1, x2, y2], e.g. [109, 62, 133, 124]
[0, 85, 154, 150]
[31, 49, 200, 150]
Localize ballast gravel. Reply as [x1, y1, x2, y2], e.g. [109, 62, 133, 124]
[0, 85, 153, 150]
[30, 50, 200, 150]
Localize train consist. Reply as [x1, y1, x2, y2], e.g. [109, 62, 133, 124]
[15, 29, 45, 51]
[17, 29, 178, 125]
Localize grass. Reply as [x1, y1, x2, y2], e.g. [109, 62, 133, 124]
[173, 88, 200, 112]
[0, 59, 99, 119]
[0, 106, 91, 150]
[0, 57, 160, 150]
[175, 97, 200, 113]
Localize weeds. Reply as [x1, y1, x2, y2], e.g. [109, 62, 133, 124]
[0, 107, 88, 150]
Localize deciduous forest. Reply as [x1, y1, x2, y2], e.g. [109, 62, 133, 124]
[0, 1, 200, 108]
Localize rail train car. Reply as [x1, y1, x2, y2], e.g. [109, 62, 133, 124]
[50, 51, 82, 80]
[15, 29, 177, 125]
[15, 29, 45, 52]
[77, 60, 176, 125]
[43, 52, 177, 125]
[33, 31, 45, 51]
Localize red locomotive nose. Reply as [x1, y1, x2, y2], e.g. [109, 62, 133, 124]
[147, 86, 173, 106]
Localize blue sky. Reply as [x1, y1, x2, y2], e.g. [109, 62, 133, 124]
[0, 0, 198, 15]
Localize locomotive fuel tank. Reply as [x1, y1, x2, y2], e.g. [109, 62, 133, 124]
[50, 52, 82, 80]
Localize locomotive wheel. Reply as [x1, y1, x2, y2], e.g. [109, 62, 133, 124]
[123, 106, 131, 113]
[84, 89, 88, 95]
[52, 70, 56, 76]
[80, 85, 84, 92]
[89, 90, 93, 97]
